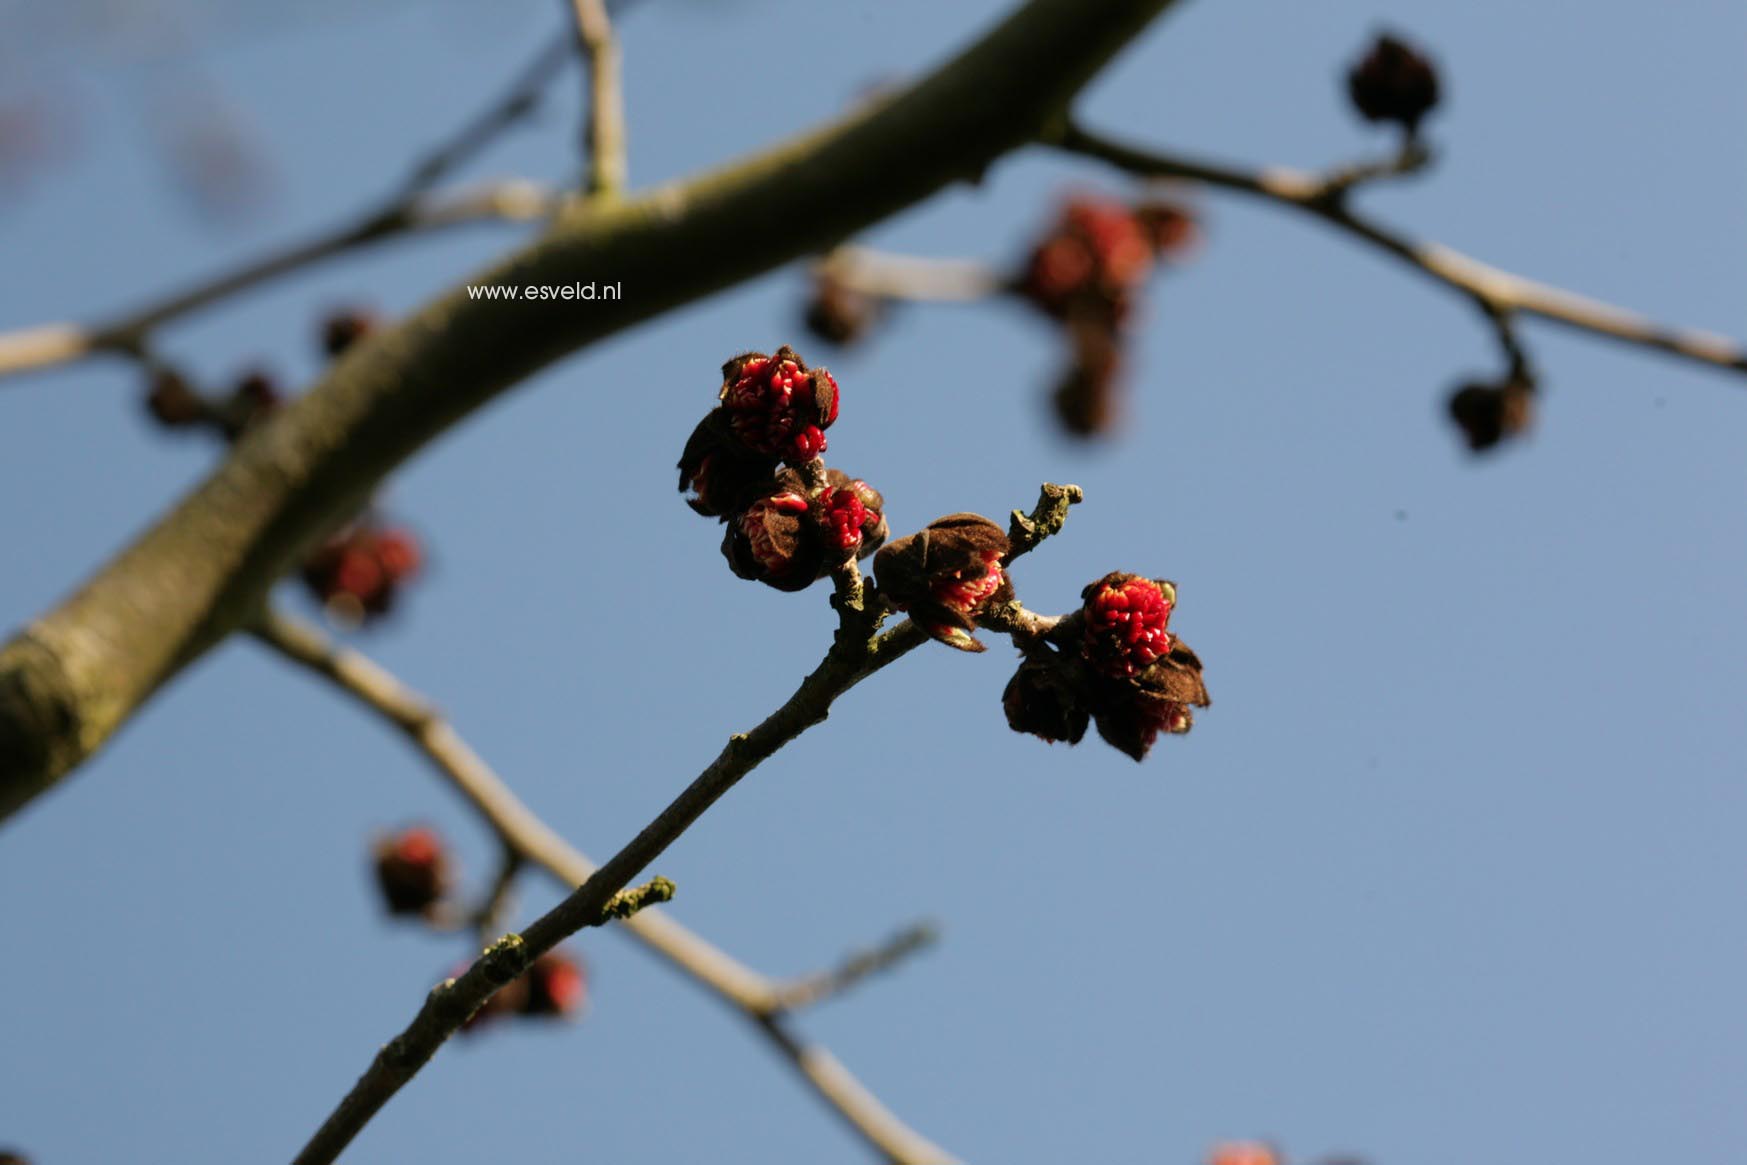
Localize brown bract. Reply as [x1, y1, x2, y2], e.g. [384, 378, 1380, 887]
[873, 513, 1013, 652]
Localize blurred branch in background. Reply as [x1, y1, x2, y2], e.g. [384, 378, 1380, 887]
[1048, 120, 1747, 380]
[251, 604, 952, 1164]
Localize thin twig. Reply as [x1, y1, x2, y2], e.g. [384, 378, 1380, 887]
[251, 607, 953, 1165]
[569, 0, 627, 196]
[818, 246, 1005, 302]
[395, 33, 573, 199]
[0, 181, 559, 380]
[769, 922, 940, 1012]
[1049, 121, 1747, 377]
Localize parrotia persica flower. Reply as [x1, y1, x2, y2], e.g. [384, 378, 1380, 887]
[301, 523, 423, 620]
[803, 269, 884, 347]
[1081, 573, 1209, 761]
[218, 369, 282, 441]
[678, 411, 780, 519]
[1447, 377, 1534, 453]
[321, 306, 380, 358]
[719, 346, 840, 464]
[723, 468, 887, 591]
[1021, 196, 1160, 325]
[1346, 33, 1441, 134]
[1003, 655, 1091, 745]
[1082, 572, 1176, 677]
[143, 368, 206, 429]
[372, 825, 451, 918]
[461, 950, 589, 1032]
[1002, 572, 1211, 760]
[873, 514, 1012, 652]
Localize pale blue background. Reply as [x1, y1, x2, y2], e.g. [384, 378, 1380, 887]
[3, 2, 1745, 1162]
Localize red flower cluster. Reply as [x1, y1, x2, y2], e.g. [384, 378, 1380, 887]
[681, 347, 886, 592]
[372, 825, 451, 918]
[720, 347, 840, 464]
[1003, 572, 1209, 761]
[1018, 194, 1198, 437]
[301, 522, 423, 620]
[462, 951, 589, 1032]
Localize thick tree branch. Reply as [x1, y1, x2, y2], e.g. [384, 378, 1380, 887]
[1049, 122, 1747, 376]
[0, 0, 1179, 824]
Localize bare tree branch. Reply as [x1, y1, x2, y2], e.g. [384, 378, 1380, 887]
[251, 605, 953, 1163]
[0, 182, 559, 379]
[569, 0, 627, 196]
[0, 0, 1181, 824]
[1049, 121, 1747, 377]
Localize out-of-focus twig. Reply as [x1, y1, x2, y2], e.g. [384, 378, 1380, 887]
[817, 246, 1005, 302]
[1049, 121, 1747, 378]
[0, 180, 560, 381]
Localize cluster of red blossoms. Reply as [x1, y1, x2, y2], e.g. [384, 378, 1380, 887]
[681, 347, 1208, 759]
[1017, 194, 1197, 437]
[680, 346, 888, 591]
[144, 365, 280, 439]
[1003, 573, 1210, 761]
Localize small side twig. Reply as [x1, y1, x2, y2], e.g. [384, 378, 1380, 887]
[0, 181, 559, 380]
[569, 0, 627, 196]
[770, 922, 940, 1012]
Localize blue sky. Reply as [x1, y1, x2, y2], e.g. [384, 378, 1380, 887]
[3, 1, 1745, 1163]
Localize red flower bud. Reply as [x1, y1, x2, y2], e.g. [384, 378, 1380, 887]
[1088, 636, 1209, 761]
[1021, 196, 1157, 325]
[803, 270, 884, 347]
[723, 469, 886, 591]
[372, 826, 451, 918]
[1447, 377, 1534, 452]
[1052, 318, 1125, 438]
[458, 949, 588, 1033]
[302, 522, 424, 620]
[1347, 33, 1441, 134]
[321, 307, 380, 358]
[521, 951, 588, 1018]
[143, 368, 207, 429]
[678, 412, 780, 519]
[1003, 655, 1091, 745]
[219, 369, 281, 440]
[1082, 572, 1176, 678]
[719, 346, 840, 465]
[873, 514, 1012, 652]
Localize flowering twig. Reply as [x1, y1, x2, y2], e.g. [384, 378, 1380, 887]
[569, 0, 627, 196]
[250, 606, 954, 1164]
[1048, 120, 1747, 378]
